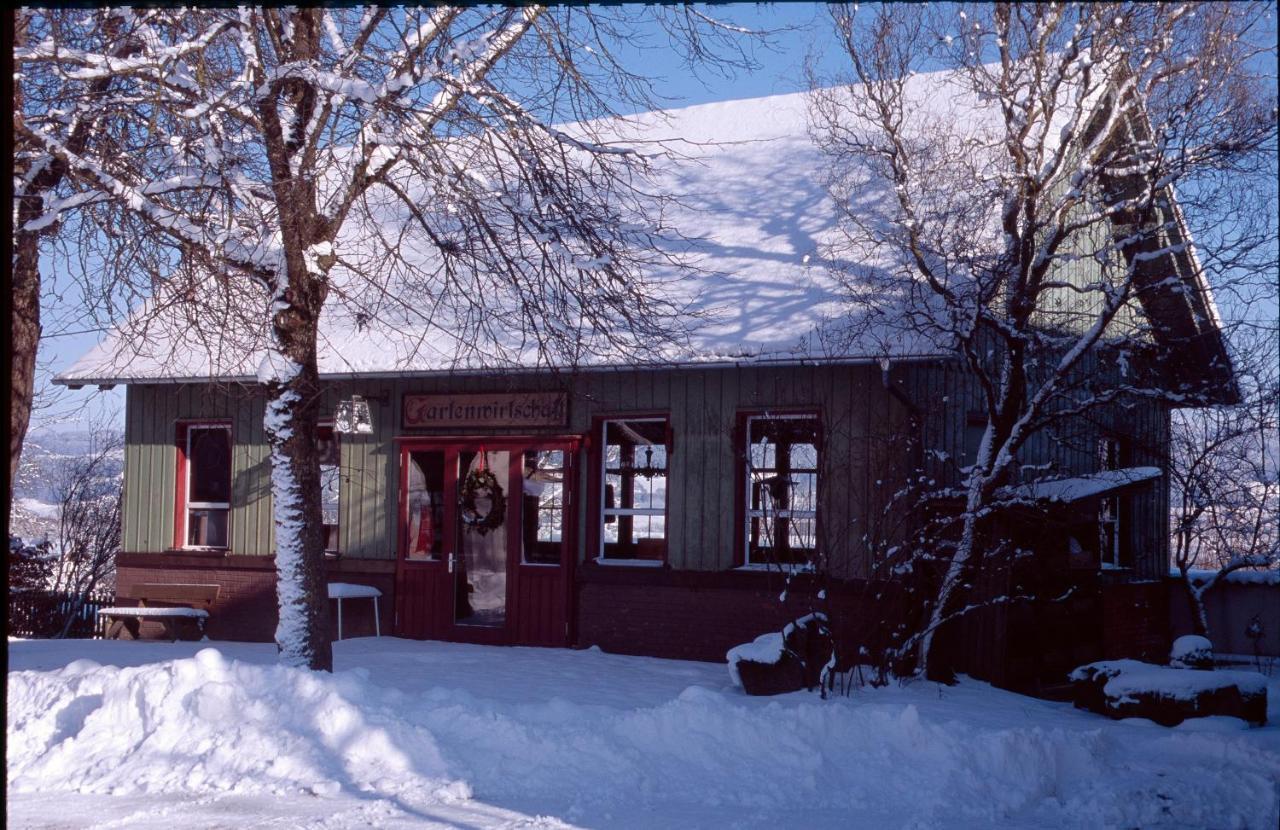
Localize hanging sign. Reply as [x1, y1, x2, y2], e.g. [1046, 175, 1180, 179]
[403, 392, 568, 429]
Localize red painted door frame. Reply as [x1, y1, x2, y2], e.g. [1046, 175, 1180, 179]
[393, 435, 580, 647]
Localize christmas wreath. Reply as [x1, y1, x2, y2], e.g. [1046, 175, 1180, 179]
[460, 466, 506, 535]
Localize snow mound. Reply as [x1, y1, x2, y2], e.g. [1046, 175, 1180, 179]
[6, 648, 468, 802]
[725, 632, 785, 688]
[1184, 568, 1280, 586]
[1105, 668, 1267, 703]
[1170, 635, 1214, 669]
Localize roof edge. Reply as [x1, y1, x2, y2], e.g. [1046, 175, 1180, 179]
[53, 351, 958, 388]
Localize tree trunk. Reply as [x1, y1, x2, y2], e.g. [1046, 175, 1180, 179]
[263, 275, 333, 671]
[11, 230, 41, 504]
[11, 12, 39, 504]
[1183, 578, 1211, 639]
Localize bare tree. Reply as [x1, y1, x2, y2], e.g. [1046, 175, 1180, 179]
[9, 10, 129, 501]
[46, 428, 122, 638]
[1169, 325, 1279, 638]
[16, 7, 764, 670]
[809, 3, 1277, 678]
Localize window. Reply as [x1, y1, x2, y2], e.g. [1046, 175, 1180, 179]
[182, 423, 231, 548]
[1098, 436, 1125, 569]
[600, 418, 668, 562]
[744, 414, 819, 567]
[523, 449, 566, 565]
[317, 425, 340, 553]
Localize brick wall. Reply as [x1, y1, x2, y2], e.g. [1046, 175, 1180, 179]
[575, 568, 892, 663]
[114, 553, 394, 642]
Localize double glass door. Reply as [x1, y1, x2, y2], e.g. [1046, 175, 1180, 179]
[398, 440, 573, 642]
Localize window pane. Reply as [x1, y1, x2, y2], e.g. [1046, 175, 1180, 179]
[315, 425, 340, 552]
[790, 442, 818, 470]
[790, 472, 818, 512]
[407, 450, 445, 561]
[748, 441, 775, 470]
[188, 508, 228, 547]
[523, 450, 563, 565]
[788, 517, 817, 552]
[189, 428, 231, 503]
[321, 464, 340, 552]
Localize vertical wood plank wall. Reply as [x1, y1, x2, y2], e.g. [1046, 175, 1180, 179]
[121, 361, 1171, 579]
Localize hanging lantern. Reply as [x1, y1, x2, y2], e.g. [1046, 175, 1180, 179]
[334, 395, 374, 435]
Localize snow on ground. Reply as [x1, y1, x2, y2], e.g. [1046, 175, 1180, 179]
[8, 638, 1280, 829]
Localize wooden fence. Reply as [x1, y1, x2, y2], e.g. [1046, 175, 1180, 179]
[8, 588, 115, 639]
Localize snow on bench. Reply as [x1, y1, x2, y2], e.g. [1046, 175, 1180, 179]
[327, 583, 382, 600]
[99, 583, 219, 641]
[97, 607, 209, 618]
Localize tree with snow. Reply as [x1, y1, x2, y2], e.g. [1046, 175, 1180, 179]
[1168, 326, 1279, 638]
[809, 2, 1276, 678]
[15, 6, 762, 670]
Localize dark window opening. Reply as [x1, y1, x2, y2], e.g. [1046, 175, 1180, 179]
[1098, 436, 1128, 569]
[186, 425, 231, 548]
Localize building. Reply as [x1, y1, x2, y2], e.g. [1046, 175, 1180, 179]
[56, 79, 1233, 693]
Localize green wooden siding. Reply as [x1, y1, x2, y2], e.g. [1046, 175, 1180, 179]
[123, 364, 924, 577]
[121, 359, 1169, 579]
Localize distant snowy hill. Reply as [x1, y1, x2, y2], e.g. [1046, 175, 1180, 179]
[9, 430, 123, 541]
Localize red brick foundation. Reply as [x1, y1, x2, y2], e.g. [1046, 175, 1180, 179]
[114, 553, 394, 642]
[574, 566, 890, 663]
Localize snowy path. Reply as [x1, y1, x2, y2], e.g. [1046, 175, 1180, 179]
[8, 638, 1280, 829]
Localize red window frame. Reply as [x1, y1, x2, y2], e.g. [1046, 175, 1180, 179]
[586, 413, 673, 567]
[733, 408, 822, 568]
[174, 420, 233, 550]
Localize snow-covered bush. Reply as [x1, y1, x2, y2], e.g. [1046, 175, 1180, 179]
[1170, 635, 1214, 670]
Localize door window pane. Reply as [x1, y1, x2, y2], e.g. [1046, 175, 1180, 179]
[523, 450, 564, 565]
[407, 450, 445, 561]
[456, 450, 509, 627]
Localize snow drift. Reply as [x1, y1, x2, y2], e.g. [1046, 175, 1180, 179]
[6, 648, 467, 803]
[8, 641, 1280, 828]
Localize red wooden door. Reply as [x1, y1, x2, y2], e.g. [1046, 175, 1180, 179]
[395, 446, 454, 640]
[394, 438, 578, 647]
[512, 443, 576, 647]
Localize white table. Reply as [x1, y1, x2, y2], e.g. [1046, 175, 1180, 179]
[327, 582, 382, 640]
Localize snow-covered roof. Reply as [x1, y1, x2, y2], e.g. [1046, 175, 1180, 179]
[55, 69, 1226, 389]
[58, 78, 977, 386]
[1003, 467, 1163, 504]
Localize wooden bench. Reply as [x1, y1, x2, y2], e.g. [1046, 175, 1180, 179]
[98, 583, 220, 642]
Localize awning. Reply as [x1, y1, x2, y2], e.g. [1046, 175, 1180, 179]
[1001, 467, 1163, 505]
